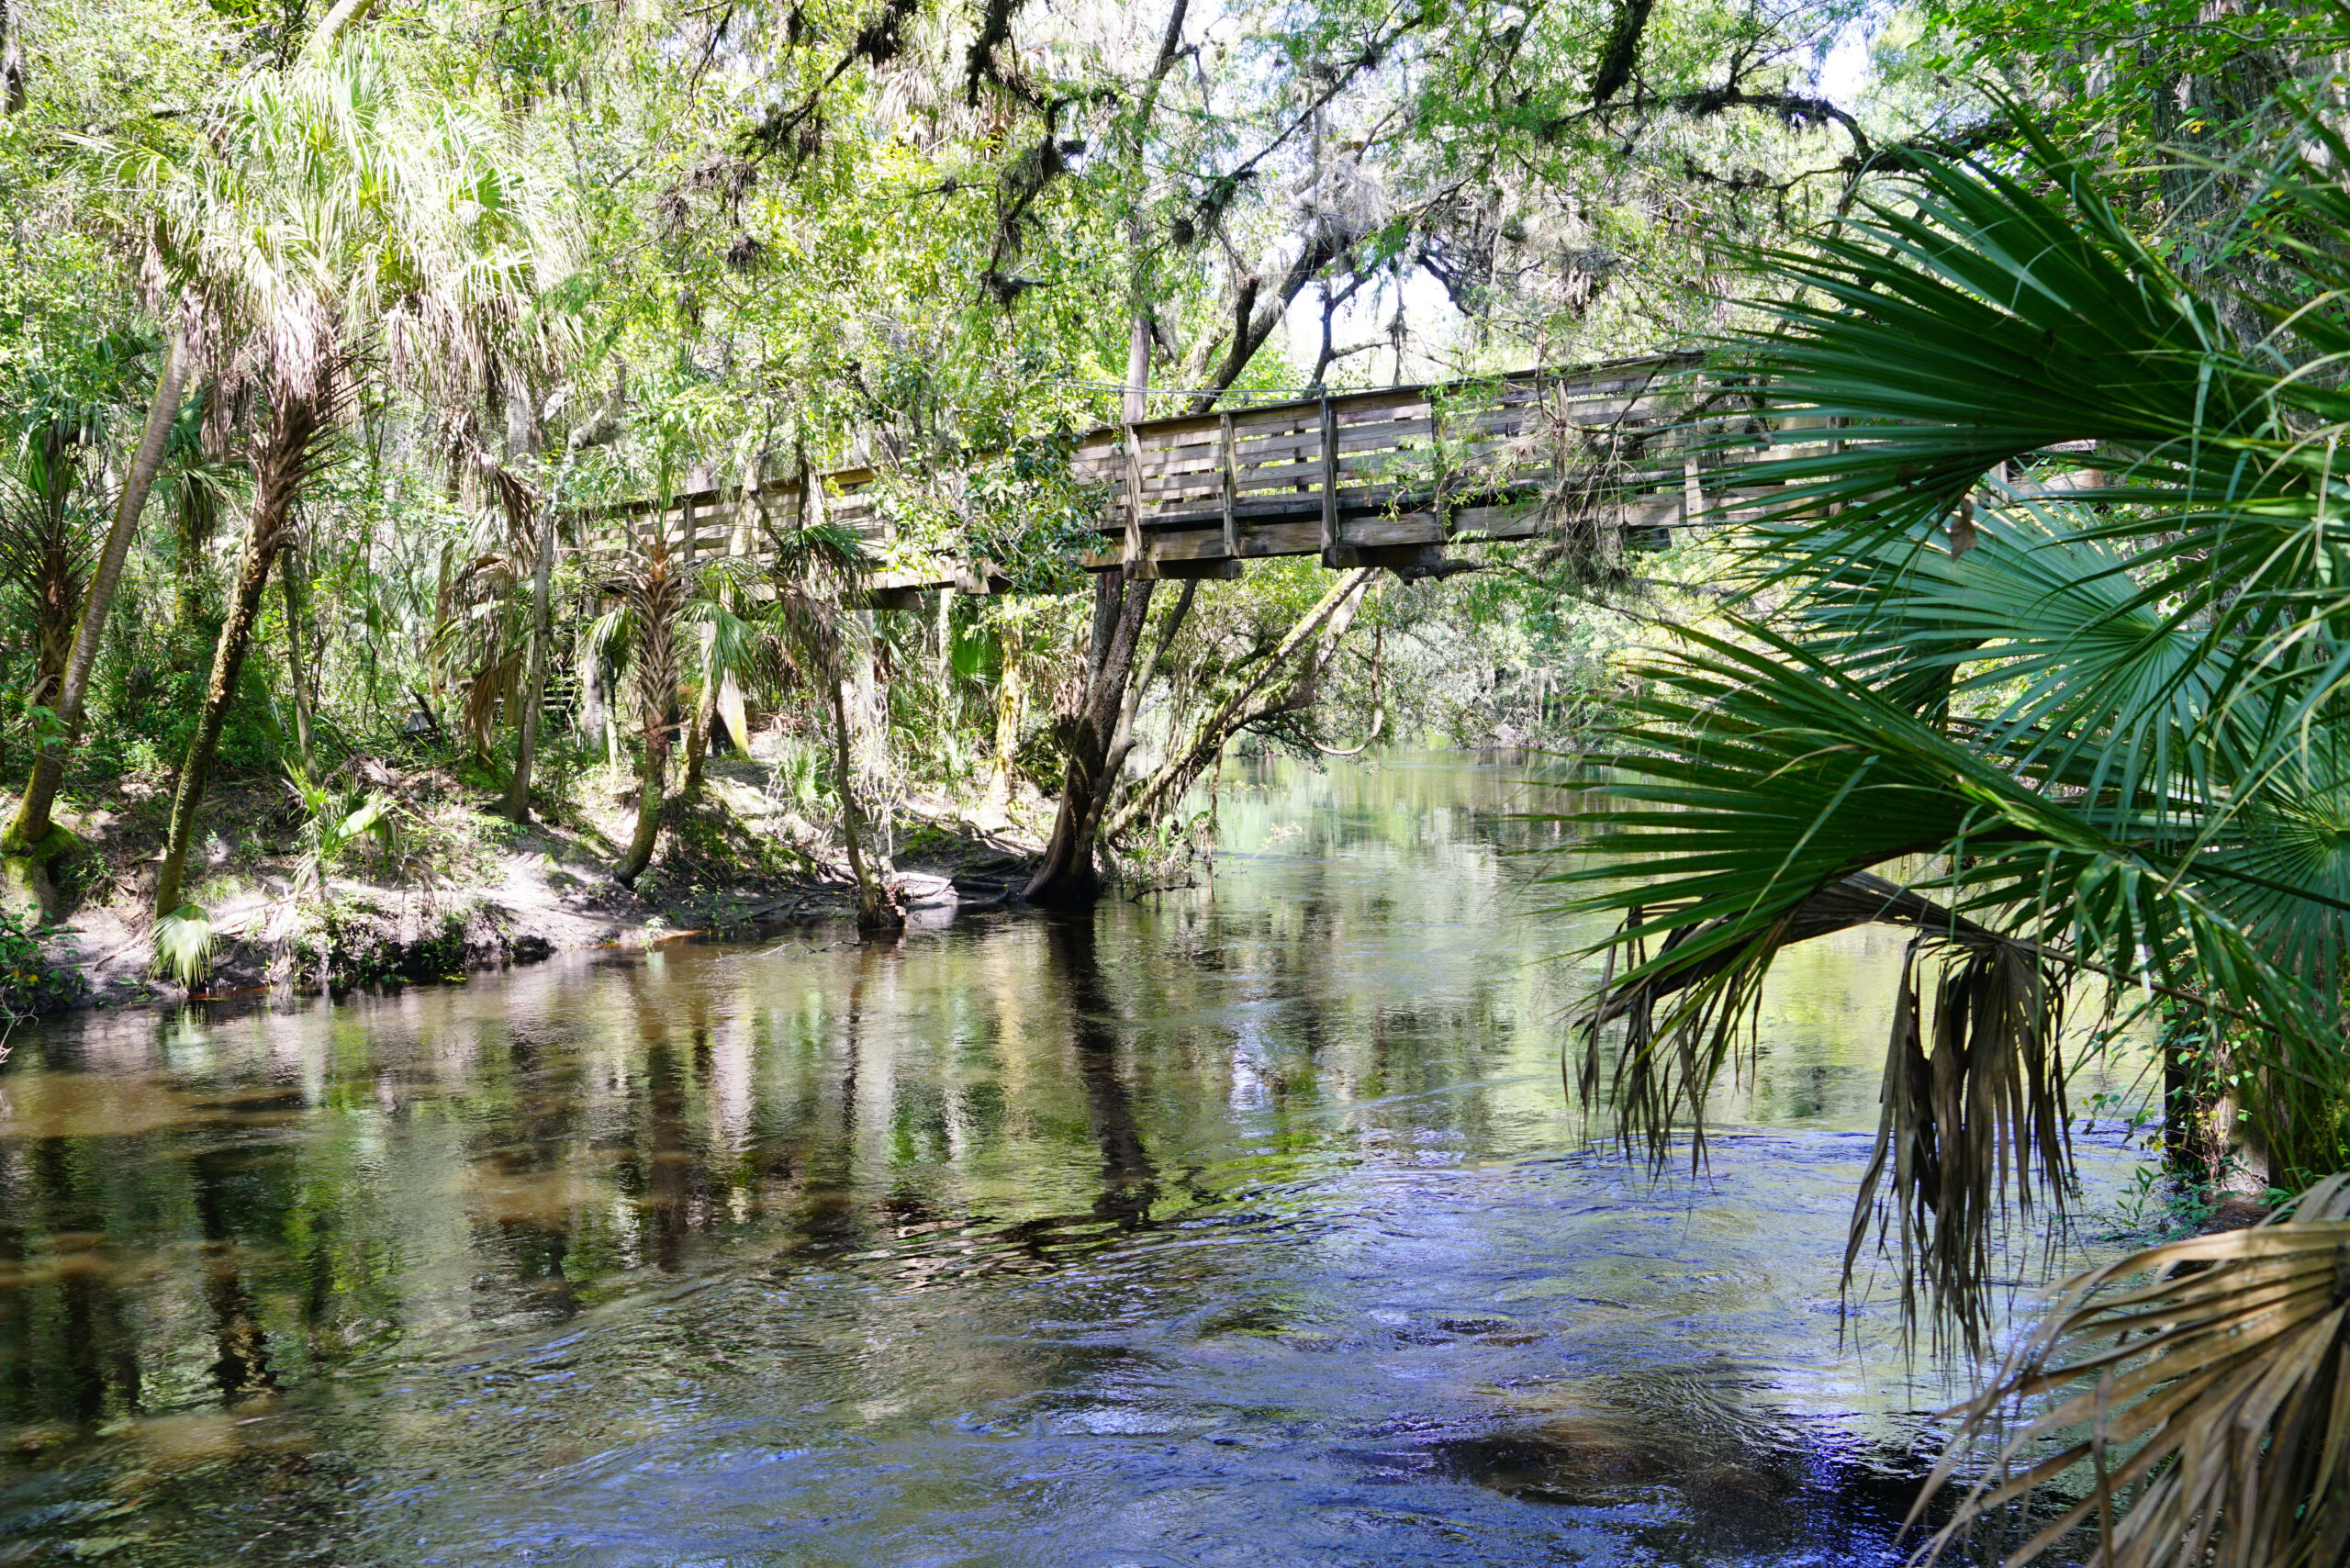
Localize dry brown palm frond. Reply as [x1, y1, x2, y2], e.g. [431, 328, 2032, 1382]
[604, 537, 688, 751]
[1913, 1173, 2350, 1568]
[1848, 935, 2070, 1352]
[1583, 872, 2074, 1353]
[454, 644, 522, 758]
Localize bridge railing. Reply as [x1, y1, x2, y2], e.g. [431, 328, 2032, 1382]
[567, 352, 2081, 602]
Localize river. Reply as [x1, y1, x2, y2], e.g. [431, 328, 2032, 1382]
[0, 756, 2150, 1565]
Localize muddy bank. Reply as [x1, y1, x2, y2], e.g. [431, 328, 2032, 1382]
[18, 752, 1046, 1014]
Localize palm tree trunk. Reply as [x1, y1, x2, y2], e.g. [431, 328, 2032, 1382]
[615, 727, 665, 887]
[505, 481, 560, 823]
[611, 546, 680, 888]
[680, 625, 716, 795]
[7, 330, 187, 857]
[828, 666, 897, 931]
[153, 393, 318, 919]
[279, 536, 316, 776]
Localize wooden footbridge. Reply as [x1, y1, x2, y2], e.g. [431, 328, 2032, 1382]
[573, 352, 1753, 600]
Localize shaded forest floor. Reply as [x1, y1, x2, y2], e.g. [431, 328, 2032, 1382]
[23, 736, 1046, 1012]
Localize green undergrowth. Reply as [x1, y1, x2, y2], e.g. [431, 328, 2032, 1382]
[0, 906, 84, 1026]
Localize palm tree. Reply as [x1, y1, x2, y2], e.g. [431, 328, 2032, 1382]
[0, 433, 101, 712]
[0, 341, 173, 901]
[750, 480, 896, 930]
[599, 534, 688, 888]
[1556, 132, 2350, 1560]
[430, 465, 540, 764]
[133, 43, 563, 927]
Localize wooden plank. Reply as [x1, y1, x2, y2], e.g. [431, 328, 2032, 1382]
[1318, 394, 1337, 557]
[1203, 448, 1457, 496]
[1122, 423, 1146, 566]
[1219, 411, 1237, 561]
[1134, 555, 1243, 580]
[1339, 513, 1446, 548]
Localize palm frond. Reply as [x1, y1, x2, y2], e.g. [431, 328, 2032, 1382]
[152, 903, 213, 987]
[1561, 609, 2341, 1339]
[1915, 1174, 2350, 1568]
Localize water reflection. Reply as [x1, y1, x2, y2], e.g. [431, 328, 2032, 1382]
[0, 755, 2143, 1565]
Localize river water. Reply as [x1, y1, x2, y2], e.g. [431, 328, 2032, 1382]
[0, 756, 2150, 1566]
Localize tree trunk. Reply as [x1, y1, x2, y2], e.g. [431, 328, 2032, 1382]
[1103, 568, 1375, 844]
[680, 623, 717, 795]
[0, 0, 27, 115]
[1022, 568, 1157, 906]
[829, 665, 900, 932]
[984, 619, 1024, 818]
[8, 330, 188, 857]
[505, 480, 560, 823]
[615, 726, 665, 887]
[28, 484, 79, 709]
[610, 542, 682, 888]
[577, 638, 607, 754]
[279, 535, 316, 776]
[154, 392, 321, 918]
[1020, 311, 1167, 907]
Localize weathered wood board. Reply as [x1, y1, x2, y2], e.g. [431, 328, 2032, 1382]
[561, 351, 1808, 601]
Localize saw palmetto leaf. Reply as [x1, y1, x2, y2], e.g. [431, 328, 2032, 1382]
[1557, 610, 2336, 1346]
[1563, 131, 2350, 1363]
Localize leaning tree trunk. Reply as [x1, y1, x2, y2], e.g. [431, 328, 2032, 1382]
[153, 390, 321, 919]
[1022, 568, 1158, 906]
[8, 330, 188, 863]
[615, 723, 666, 888]
[1102, 568, 1376, 844]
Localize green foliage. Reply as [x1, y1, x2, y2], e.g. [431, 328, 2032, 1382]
[283, 764, 401, 898]
[0, 906, 83, 1025]
[152, 902, 213, 987]
[1564, 134, 2350, 1352]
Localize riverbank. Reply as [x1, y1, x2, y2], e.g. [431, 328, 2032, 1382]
[15, 745, 1046, 1013]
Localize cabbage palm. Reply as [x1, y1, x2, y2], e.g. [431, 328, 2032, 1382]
[131, 43, 564, 925]
[750, 487, 892, 929]
[1558, 131, 2350, 1561]
[0, 345, 158, 907]
[600, 535, 689, 889]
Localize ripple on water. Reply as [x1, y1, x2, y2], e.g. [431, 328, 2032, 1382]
[0, 756, 2147, 1566]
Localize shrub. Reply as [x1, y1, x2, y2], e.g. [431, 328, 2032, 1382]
[0, 907, 84, 1026]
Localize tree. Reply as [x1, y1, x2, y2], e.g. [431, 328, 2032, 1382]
[752, 476, 900, 931]
[145, 40, 561, 925]
[0, 330, 185, 913]
[602, 534, 688, 888]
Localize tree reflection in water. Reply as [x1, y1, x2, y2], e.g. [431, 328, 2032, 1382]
[0, 757, 2159, 1568]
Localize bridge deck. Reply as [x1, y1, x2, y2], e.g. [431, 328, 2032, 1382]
[572, 353, 1743, 601]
